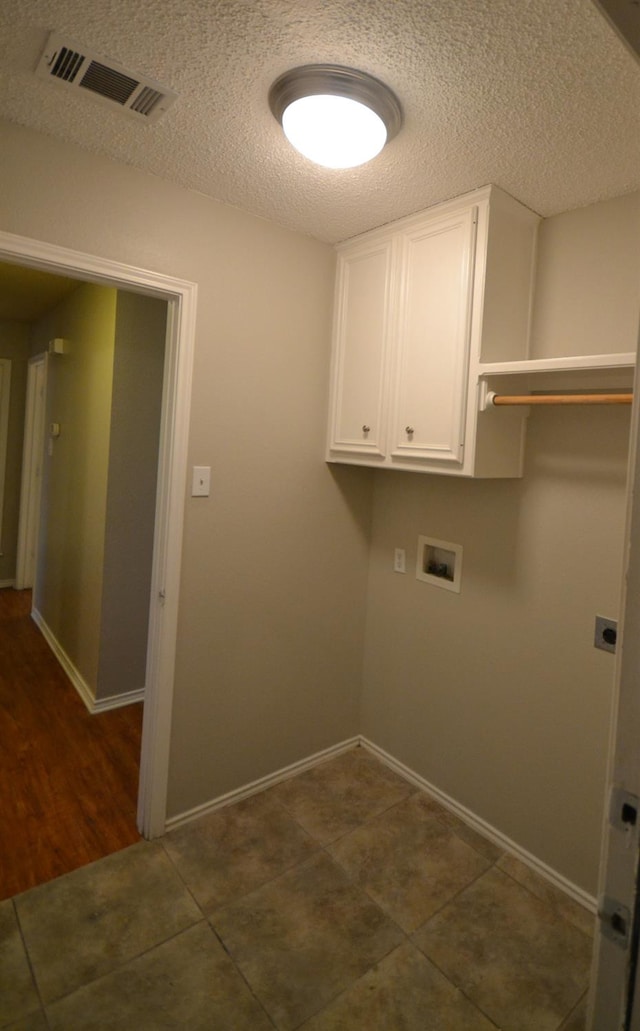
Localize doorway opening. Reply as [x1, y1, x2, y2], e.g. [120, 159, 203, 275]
[0, 229, 196, 860]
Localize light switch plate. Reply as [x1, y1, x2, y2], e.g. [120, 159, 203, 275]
[191, 465, 211, 497]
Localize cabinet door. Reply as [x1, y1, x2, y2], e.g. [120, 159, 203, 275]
[328, 238, 394, 459]
[389, 206, 477, 465]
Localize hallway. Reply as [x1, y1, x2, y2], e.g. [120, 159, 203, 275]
[0, 588, 142, 899]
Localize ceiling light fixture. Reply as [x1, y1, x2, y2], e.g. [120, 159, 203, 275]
[269, 64, 402, 170]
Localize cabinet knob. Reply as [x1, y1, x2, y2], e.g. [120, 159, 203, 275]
[405, 425, 414, 435]
[362, 425, 371, 433]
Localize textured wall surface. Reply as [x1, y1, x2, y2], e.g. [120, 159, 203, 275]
[0, 0, 638, 241]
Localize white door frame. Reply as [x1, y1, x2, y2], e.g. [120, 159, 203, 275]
[15, 353, 47, 591]
[0, 229, 197, 839]
[590, 340, 640, 1027]
[0, 357, 12, 558]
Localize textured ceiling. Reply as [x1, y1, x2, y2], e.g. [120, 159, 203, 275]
[0, 0, 639, 243]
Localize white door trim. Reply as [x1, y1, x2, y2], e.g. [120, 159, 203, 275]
[0, 357, 12, 555]
[0, 229, 197, 839]
[589, 342, 640, 1027]
[15, 353, 47, 590]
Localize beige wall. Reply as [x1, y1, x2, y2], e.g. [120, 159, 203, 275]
[361, 193, 640, 895]
[0, 319, 29, 582]
[97, 292, 167, 701]
[530, 192, 640, 359]
[4, 118, 635, 895]
[0, 121, 372, 815]
[30, 283, 117, 692]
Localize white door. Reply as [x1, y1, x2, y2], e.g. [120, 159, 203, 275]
[590, 354, 640, 1029]
[15, 354, 47, 590]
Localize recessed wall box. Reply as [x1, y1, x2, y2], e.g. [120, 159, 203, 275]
[416, 535, 463, 593]
[595, 615, 617, 653]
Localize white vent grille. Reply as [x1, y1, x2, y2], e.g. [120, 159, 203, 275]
[36, 33, 177, 123]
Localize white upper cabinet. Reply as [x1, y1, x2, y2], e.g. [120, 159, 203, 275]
[389, 205, 476, 465]
[326, 185, 541, 477]
[328, 236, 394, 459]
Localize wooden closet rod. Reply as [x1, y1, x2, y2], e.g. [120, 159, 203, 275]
[487, 391, 633, 407]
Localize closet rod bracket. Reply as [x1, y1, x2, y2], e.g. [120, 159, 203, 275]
[478, 381, 530, 414]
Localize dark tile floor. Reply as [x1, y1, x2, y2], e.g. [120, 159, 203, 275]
[1, 747, 594, 1030]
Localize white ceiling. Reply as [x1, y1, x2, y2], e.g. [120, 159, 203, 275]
[0, 0, 639, 244]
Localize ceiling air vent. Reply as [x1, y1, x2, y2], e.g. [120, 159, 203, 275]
[36, 33, 177, 123]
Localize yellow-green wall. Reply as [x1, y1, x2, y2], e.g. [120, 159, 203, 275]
[30, 283, 117, 692]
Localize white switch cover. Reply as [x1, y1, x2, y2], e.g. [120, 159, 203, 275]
[191, 466, 211, 497]
[394, 548, 406, 573]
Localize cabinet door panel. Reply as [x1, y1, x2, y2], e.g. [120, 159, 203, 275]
[390, 207, 476, 464]
[328, 241, 394, 458]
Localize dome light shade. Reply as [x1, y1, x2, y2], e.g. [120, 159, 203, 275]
[282, 94, 387, 169]
[269, 65, 402, 170]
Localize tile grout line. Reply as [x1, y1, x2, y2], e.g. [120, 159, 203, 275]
[159, 831, 324, 918]
[7, 748, 590, 1029]
[206, 922, 280, 1030]
[192, 760, 516, 1026]
[556, 986, 590, 1030]
[160, 782, 418, 1029]
[36, 920, 212, 1015]
[11, 896, 51, 1030]
[157, 833, 288, 1027]
[287, 938, 409, 1031]
[495, 861, 595, 942]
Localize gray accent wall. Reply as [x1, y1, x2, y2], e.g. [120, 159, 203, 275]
[96, 292, 167, 701]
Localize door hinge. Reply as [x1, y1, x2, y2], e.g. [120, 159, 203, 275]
[599, 896, 631, 949]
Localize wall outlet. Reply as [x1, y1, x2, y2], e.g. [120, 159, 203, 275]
[595, 615, 617, 654]
[394, 548, 406, 573]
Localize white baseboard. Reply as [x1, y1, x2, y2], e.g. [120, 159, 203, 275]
[0, 578, 15, 588]
[165, 736, 360, 831]
[31, 607, 144, 715]
[360, 736, 597, 914]
[93, 688, 145, 712]
[164, 729, 593, 915]
[164, 730, 596, 914]
[32, 607, 95, 712]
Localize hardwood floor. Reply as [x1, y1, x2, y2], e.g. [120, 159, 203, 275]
[0, 587, 142, 900]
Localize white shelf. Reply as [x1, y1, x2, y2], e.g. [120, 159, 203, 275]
[478, 352, 636, 377]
